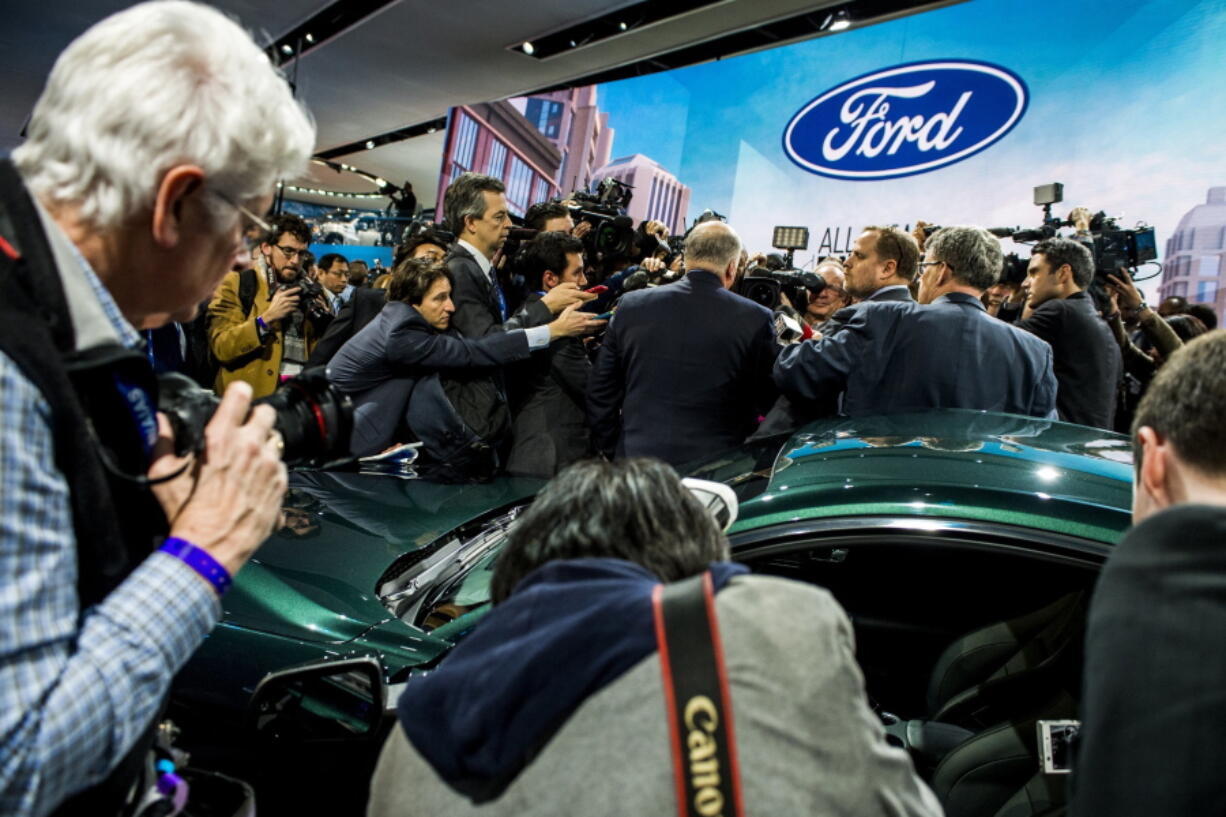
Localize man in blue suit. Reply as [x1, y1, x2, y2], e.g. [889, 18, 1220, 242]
[774, 226, 1057, 419]
[327, 258, 599, 475]
[587, 221, 779, 468]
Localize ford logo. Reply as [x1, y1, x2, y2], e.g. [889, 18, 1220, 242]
[783, 60, 1028, 181]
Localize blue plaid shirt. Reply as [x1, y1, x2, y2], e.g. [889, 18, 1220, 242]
[0, 248, 220, 815]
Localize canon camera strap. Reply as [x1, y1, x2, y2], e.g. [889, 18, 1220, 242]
[653, 571, 745, 817]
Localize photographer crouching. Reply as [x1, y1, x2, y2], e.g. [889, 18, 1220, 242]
[0, 3, 316, 814]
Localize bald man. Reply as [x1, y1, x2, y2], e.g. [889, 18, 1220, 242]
[588, 221, 780, 467]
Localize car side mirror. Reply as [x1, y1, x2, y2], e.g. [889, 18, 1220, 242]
[247, 656, 385, 743]
[681, 477, 740, 531]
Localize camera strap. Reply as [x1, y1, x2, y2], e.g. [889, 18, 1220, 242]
[653, 571, 744, 817]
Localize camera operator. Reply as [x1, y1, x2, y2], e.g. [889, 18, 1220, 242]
[0, 3, 313, 814]
[804, 258, 853, 331]
[523, 199, 591, 240]
[209, 213, 329, 398]
[505, 232, 594, 478]
[1014, 238, 1122, 428]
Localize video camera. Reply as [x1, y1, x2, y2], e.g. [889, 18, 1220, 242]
[741, 268, 827, 311]
[994, 183, 1157, 278]
[567, 178, 637, 265]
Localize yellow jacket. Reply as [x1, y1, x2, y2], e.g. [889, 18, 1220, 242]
[208, 265, 317, 398]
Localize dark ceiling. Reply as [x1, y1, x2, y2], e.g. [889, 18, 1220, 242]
[2, 0, 949, 209]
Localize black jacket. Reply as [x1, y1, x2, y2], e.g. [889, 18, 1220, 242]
[1071, 505, 1226, 817]
[327, 301, 531, 461]
[587, 269, 779, 468]
[1014, 291, 1120, 428]
[505, 293, 592, 477]
[307, 286, 388, 368]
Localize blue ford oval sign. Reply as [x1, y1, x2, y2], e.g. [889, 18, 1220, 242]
[783, 60, 1028, 180]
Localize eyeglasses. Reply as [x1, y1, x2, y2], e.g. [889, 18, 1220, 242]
[210, 189, 272, 235]
[273, 245, 306, 260]
[920, 260, 953, 274]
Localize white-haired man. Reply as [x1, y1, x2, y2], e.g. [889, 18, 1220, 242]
[0, 3, 314, 814]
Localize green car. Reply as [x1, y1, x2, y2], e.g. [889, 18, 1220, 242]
[171, 409, 1133, 816]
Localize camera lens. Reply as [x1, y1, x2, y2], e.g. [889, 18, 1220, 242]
[257, 371, 353, 467]
[158, 371, 353, 467]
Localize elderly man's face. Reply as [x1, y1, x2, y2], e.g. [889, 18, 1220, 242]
[806, 265, 850, 322]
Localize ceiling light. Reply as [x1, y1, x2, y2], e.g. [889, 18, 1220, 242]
[828, 10, 852, 31]
[618, 21, 628, 31]
[365, 140, 375, 150]
[280, 43, 294, 55]
[427, 127, 437, 134]
[304, 32, 315, 44]
[521, 41, 535, 56]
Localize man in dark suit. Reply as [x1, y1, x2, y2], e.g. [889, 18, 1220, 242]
[506, 232, 594, 477]
[441, 173, 594, 441]
[1012, 238, 1121, 428]
[587, 221, 779, 468]
[839, 225, 919, 309]
[326, 258, 598, 472]
[306, 229, 450, 368]
[774, 226, 1057, 418]
[1070, 330, 1226, 817]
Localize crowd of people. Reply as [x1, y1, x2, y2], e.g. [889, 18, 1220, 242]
[3, 2, 1226, 817]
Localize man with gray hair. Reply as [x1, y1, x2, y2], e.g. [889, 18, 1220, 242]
[775, 225, 1057, 418]
[440, 173, 594, 453]
[588, 220, 779, 467]
[0, 3, 313, 813]
[1013, 238, 1121, 428]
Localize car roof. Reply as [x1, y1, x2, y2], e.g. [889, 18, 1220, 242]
[684, 410, 1133, 546]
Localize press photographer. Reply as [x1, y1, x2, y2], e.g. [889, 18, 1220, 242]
[0, 2, 314, 814]
[209, 213, 332, 397]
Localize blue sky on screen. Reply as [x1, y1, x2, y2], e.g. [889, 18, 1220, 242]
[595, 0, 1226, 294]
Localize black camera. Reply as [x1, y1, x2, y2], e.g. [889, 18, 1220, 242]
[741, 268, 827, 311]
[1000, 253, 1029, 286]
[568, 178, 637, 266]
[280, 274, 331, 323]
[1087, 211, 1157, 276]
[158, 370, 354, 468]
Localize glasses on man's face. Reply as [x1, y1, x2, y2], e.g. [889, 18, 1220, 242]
[211, 189, 272, 235]
[274, 245, 305, 260]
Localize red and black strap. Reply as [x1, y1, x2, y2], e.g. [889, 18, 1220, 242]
[653, 571, 745, 817]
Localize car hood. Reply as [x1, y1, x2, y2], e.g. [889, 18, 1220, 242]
[685, 410, 1133, 545]
[223, 471, 543, 644]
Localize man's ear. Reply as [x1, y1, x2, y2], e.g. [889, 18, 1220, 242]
[1057, 263, 1075, 287]
[1136, 426, 1173, 513]
[542, 270, 559, 290]
[151, 165, 205, 249]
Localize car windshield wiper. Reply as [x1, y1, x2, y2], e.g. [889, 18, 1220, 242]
[378, 507, 522, 624]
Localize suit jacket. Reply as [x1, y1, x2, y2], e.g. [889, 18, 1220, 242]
[505, 294, 592, 478]
[587, 269, 779, 468]
[446, 244, 551, 339]
[307, 286, 388, 368]
[753, 288, 913, 437]
[1071, 505, 1226, 817]
[327, 301, 531, 458]
[774, 292, 1057, 418]
[208, 267, 318, 398]
[1014, 291, 1121, 428]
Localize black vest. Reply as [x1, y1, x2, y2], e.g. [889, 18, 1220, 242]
[0, 161, 170, 815]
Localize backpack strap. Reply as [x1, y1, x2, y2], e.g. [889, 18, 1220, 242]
[238, 266, 258, 317]
[653, 571, 745, 817]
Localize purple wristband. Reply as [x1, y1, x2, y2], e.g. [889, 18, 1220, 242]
[256, 315, 269, 333]
[159, 537, 232, 596]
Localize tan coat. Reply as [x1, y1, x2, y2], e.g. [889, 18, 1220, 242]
[208, 265, 316, 398]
